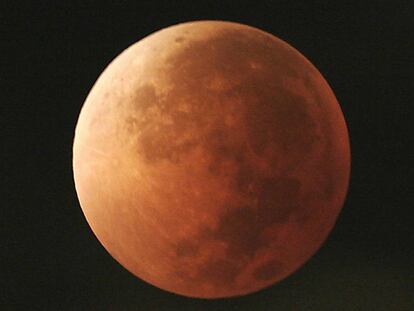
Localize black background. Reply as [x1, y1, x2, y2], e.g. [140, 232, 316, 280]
[2, 1, 413, 310]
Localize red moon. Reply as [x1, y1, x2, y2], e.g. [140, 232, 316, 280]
[73, 21, 350, 298]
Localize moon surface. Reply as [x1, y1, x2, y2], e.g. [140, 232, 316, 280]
[73, 21, 350, 298]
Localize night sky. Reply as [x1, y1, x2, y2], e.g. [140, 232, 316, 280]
[2, 1, 413, 310]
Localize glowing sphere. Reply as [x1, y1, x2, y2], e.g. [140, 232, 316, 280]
[73, 21, 350, 298]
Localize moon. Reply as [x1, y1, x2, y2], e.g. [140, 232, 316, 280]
[73, 21, 350, 298]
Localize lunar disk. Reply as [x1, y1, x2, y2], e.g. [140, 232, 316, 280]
[73, 21, 350, 298]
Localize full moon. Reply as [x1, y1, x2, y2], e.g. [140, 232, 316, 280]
[73, 21, 350, 298]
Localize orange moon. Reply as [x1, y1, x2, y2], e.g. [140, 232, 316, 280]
[73, 21, 350, 298]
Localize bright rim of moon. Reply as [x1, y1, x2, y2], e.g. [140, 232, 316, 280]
[73, 20, 350, 298]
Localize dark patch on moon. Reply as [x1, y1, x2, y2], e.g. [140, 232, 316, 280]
[201, 176, 301, 260]
[257, 177, 301, 224]
[213, 205, 265, 258]
[234, 154, 255, 193]
[253, 260, 283, 281]
[243, 82, 318, 164]
[130, 83, 159, 113]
